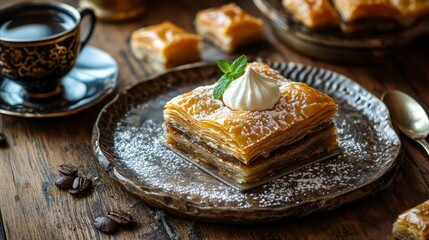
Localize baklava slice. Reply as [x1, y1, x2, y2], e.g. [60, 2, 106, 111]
[391, 0, 429, 20]
[163, 62, 340, 186]
[332, 0, 400, 22]
[195, 3, 263, 53]
[332, 0, 403, 33]
[130, 21, 201, 70]
[282, 0, 341, 29]
[393, 199, 429, 240]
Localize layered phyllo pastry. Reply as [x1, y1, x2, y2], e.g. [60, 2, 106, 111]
[333, 0, 403, 33]
[282, 0, 341, 29]
[130, 21, 201, 70]
[282, 0, 429, 33]
[393, 199, 429, 240]
[195, 3, 263, 53]
[333, 0, 400, 22]
[392, 0, 429, 19]
[163, 56, 340, 186]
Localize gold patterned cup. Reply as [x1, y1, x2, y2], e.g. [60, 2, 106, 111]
[0, 2, 96, 98]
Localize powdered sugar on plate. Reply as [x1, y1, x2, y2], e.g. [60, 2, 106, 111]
[112, 89, 399, 208]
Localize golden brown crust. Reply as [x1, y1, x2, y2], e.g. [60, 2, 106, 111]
[332, 0, 401, 22]
[195, 3, 263, 53]
[391, 0, 429, 19]
[163, 62, 337, 164]
[393, 200, 429, 240]
[282, 0, 341, 29]
[283, 0, 429, 32]
[130, 21, 201, 70]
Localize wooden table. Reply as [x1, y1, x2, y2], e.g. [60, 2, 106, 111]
[1, 0, 429, 239]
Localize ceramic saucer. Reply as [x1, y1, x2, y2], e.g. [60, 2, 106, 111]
[0, 46, 118, 117]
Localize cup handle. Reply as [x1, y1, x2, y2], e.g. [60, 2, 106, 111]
[78, 7, 96, 48]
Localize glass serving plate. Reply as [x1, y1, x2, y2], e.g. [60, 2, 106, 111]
[253, 0, 429, 61]
[92, 61, 401, 223]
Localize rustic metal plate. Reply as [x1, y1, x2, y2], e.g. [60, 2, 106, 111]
[92, 61, 402, 223]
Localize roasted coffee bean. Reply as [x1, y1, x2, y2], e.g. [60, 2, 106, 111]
[71, 177, 82, 189]
[54, 176, 74, 190]
[0, 133, 7, 147]
[57, 164, 78, 176]
[94, 216, 118, 234]
[107, 210, 133, 225]
[69, 177, 92, 195]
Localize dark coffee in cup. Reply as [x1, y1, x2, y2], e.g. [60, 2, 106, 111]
[0, 2, 96, 98]
[0, 11, 75, 40]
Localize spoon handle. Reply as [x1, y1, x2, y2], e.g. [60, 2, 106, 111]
[416, 138, 429, 156]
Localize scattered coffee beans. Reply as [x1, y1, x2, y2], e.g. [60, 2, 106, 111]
[55, 164, 93, 196]
[69, 177, 92, 195]
[94, 216, 118, 234]
[57, 164, 78, 176]
[0, 133, 7, 147]
[107, 210, 133, 225]
[54, 176, 74, 190]
[94, 210, 133, 234]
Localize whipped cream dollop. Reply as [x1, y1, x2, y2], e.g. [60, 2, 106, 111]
[223, 65, 280, 111]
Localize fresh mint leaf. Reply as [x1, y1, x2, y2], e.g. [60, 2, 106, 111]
[231, 55, 247, 76]
[213, 55, 247, 99]
[216, 60, 231, 74]
[213, 74, 232, 99]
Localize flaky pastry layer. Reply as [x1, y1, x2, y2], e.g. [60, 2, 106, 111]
[391, 0, 429, 18]
[333, 0, 401, 22]
[393, 199, 429, 240]
[163, 62, 337, 164]
[130, 21, 201, 69]
[164, 121, 339, 183]
[283, 0, 429, 31]
[195, 3, 263, 53]
[282, 0, 340, 29]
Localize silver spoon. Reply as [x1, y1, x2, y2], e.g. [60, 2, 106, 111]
[382, 90, 429, 155]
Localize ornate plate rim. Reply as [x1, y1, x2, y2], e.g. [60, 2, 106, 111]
[92, 61, 402, 222]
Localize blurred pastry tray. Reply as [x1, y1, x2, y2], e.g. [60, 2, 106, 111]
[253, 0, 429, 61]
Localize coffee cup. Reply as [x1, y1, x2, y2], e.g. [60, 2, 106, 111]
[0, 2, 96, 98]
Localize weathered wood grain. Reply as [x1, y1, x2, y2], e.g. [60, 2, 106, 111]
[0, 0, 429, 239]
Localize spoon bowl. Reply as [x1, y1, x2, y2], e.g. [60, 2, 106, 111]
[382, 90, 429, 155]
